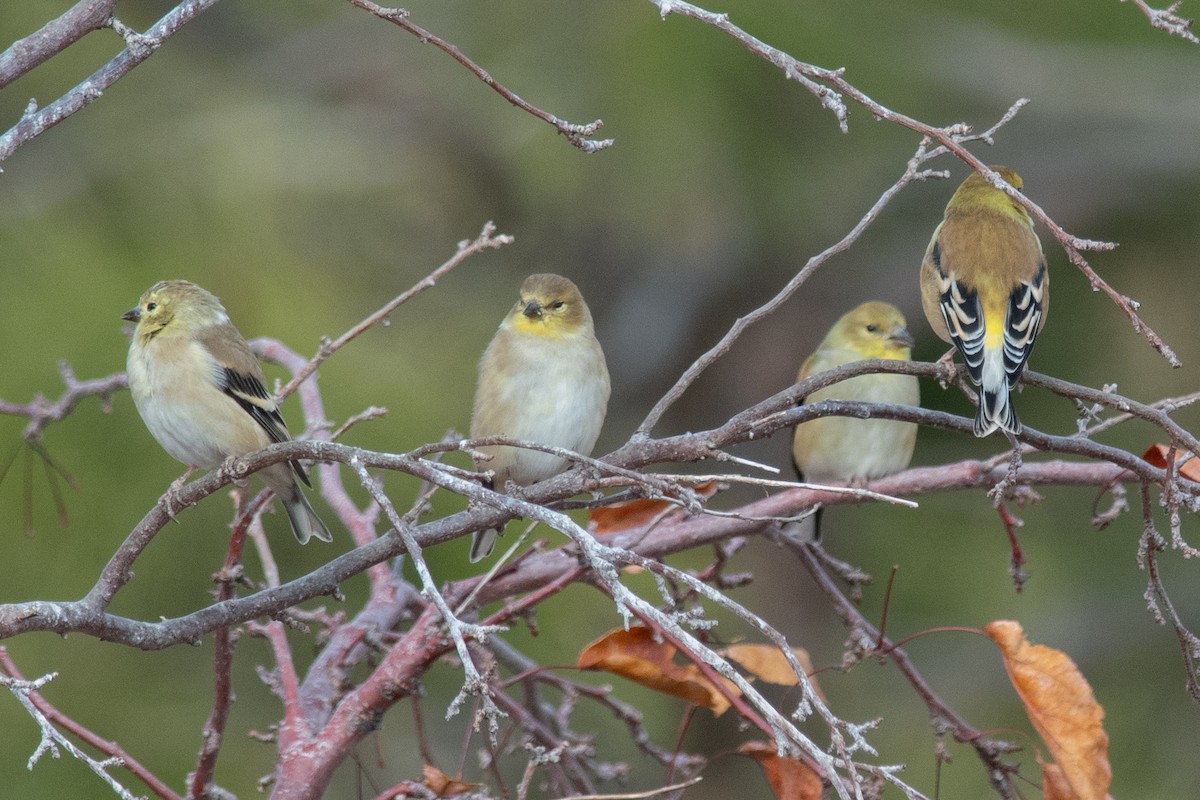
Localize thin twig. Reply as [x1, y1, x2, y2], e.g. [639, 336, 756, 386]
[634, 149, 944, 436]
[791, 544, 1023, 798]
[276, 221, 513, 401]
[1121, 0, 1199, 42]
[553, 777, 704, 800]
[0, 648, 181, 800]
[0, 361, 126, 442]
[347, 1, 613, 152]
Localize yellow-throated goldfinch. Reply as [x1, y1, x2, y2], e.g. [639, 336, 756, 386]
[123, 280, 331, 544]
[469, 273, 610, 561]
[789, 301, 919, 541]
[919, 166, 1048, 436]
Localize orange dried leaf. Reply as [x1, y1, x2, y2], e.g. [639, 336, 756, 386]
[1142, 444, 1200, 482]
[576, 626, 736, 714]
[1039, 754, 1115, 800]
[985, 620, 1111, 800]
[421, 764, 479, 797]
[721, 644, 824, 700]
[738, 741, 824, 800]
[1040, 754, 1077, 800]
[589, 482, 720, 534]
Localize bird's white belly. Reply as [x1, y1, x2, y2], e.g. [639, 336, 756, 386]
[128, 341, 251, 469]
[489, 348, 607, 486]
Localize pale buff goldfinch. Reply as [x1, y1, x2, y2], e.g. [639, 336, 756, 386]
[919, 166, 1048, 437]
[123, 280, 332, 544]
[468, 273, 610, 562]
[788, 301, 919, 541]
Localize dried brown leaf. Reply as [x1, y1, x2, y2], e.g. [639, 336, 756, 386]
[985, 620, 1111, 800]
[421, 764, 479, 797]
[721, 643, 825, 701]
[577, 625, 736, 714]
[1040, 753, 1077, 800]
[738, 741, 824, 800]
[1142, 444, 1200, 482]
[589, 481, 720, 534]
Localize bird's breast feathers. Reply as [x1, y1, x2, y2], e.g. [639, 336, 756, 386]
[128, 336, 268, 468]
[473, 329, 609, 485]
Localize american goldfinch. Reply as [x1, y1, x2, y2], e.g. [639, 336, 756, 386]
[123, 280, 332, 544]
[789, 301, 919, 541]
[919, 166, 1048, 437]
[468, 273, 610, 562]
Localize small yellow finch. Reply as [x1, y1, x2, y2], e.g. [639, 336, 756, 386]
[469, 273, 610, 562]
[123, 280, 331, 544]
[919, 166, 1048, 436]
[789, 301, 919, 541]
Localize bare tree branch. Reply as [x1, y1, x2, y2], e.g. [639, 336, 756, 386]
[347, 0, 614, 152]
[0, 648, 180, 800]
[1121, 0, 1199, 42]
[0, 0, 221, 167]
[277, 221, 513, 402]
[648, 0, 1179, 370]
[2, 4, 1194, 798]
[0, 0, 117, 90]
[793, 543, 1023, 797]
[0, 360, 125, 443]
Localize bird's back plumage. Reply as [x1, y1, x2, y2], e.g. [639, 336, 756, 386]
[920, 167, 1047, 437]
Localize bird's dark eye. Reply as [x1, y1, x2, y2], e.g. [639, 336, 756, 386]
[865, 324, 878, 333]
[147, 302, 157, 312]
[550, 301, 565, 310]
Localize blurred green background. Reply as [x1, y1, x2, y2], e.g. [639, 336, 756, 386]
[2, 1, 1199, 797]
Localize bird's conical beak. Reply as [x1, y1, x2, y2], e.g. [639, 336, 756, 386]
[890, 326, 915, 349]
[522, 301, 542, 319]
[122, 307, 142, 323]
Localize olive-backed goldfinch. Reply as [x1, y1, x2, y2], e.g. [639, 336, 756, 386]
[919, 166, 1048, 437]
[123, 280, 331, 544]
[469, 273, 610, 561]
[789, 301, 919, 541]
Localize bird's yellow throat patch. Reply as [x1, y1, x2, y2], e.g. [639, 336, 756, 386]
[859, 340, 909, 360]
[511, 313, 575, 339]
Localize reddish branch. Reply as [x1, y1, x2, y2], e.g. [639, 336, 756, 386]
[187, 500, 260, 800]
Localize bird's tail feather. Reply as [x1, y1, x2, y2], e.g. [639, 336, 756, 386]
[975, 384, 1021, 437]
[779, 506, 823, 545]
[284, 493, 333, 544]
[469, 528, 500, 563]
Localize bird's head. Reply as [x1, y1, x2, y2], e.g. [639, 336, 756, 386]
[507, 273, 591, 338]
[947, 165, 1031, 224]
[833, 301, 914, 360]
[122, 280, 229, 345]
